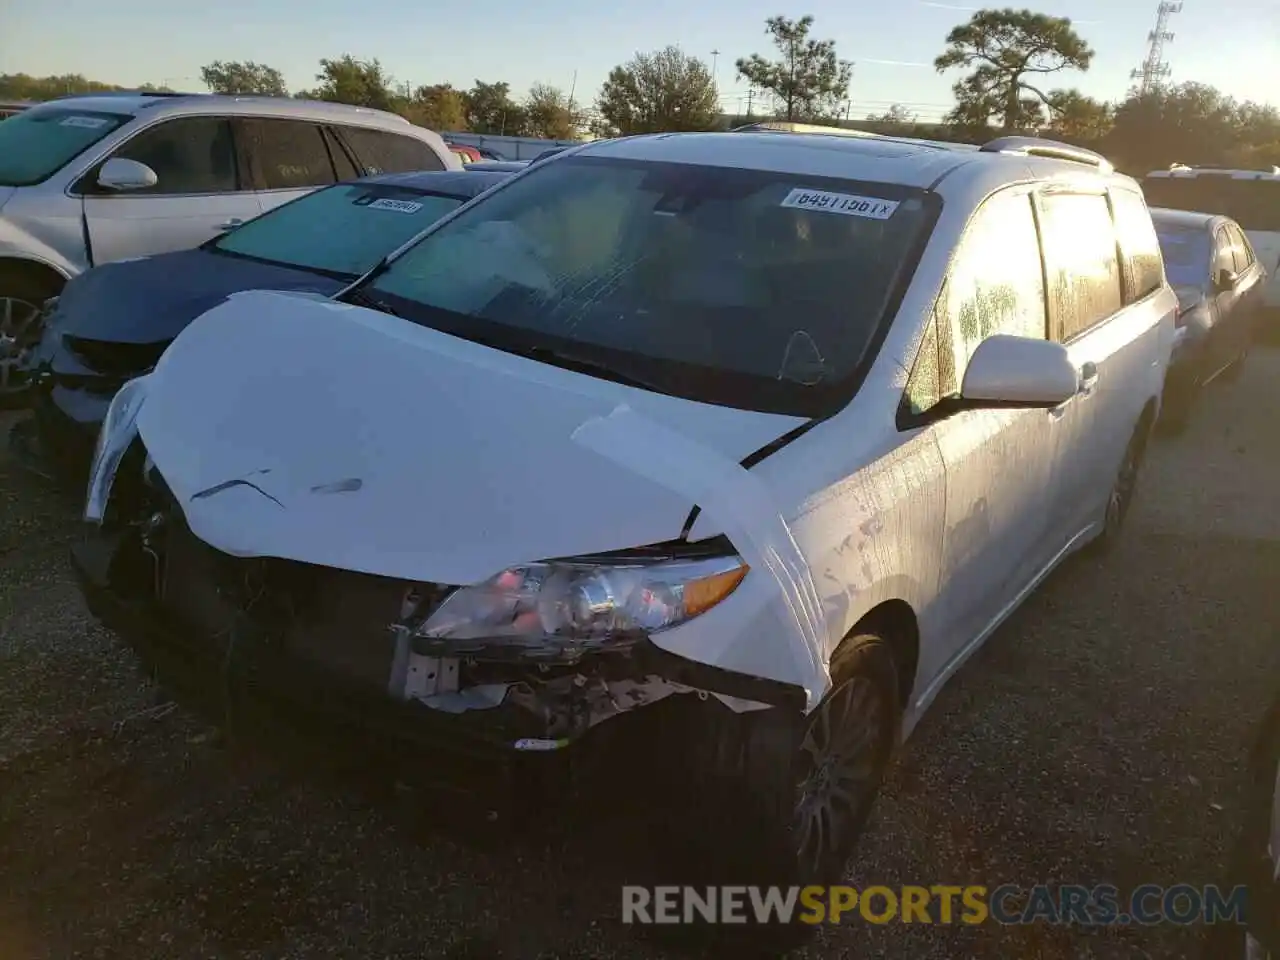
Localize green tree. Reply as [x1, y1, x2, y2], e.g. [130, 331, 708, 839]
[596, 46, 720, 135]
[524, 83, 577, 139]
[307, 56, 396, 110]
[200, 60, 288, 97]
[735, 16, 852, 123]
[935, 8, 1094, 133]
[463, 80, 524, 134]
[405, 83, 468, 131]
[1043, 89, 1112, 143]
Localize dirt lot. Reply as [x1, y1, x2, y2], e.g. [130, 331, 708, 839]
[2, 351, 1279, 960]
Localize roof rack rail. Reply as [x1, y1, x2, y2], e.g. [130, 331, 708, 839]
[979, 136, 1112, 173]
[51, 89, 201, 100]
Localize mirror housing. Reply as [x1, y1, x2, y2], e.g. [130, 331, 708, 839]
[1213, 268, 1238, 293]
[97, 157, 157, 192]
[960, 335, 1079, 408]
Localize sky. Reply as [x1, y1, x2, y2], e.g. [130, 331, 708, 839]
[3, 0, 1278, 120]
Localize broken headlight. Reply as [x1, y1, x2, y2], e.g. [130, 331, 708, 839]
[416, 554, 749, 643]
[84, 375, 148, 524]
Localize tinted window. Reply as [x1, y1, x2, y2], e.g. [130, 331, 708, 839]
[1143, 175, 1280, 232]
[113, 117, 239, 194]
[0, 107, 132, 187]
[213, 183, 467, 277]
[366, 156, 938, 416]
[340, 127, 444, 174]
[1039, 192, 1123, 341]
[941, 189, 1047, 377]
[1154, 223, 1211, 289]
[1111, 189, 1165, 302]
[1228, 223, 1255, 271]
[324, 128, 360, 180]
[241, 118, 337, 190]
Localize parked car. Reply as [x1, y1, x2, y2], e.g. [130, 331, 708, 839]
[1202, 686, 1280, 960]
[463, 160, 529, 173]
[74, 132, 1173, 887]
[1142, 166, 1280, 329]
[10, 168, 510, 483]
[0, 91, 461, 377]
[447, 143, 484, 164]
[1150, 207, 1267, 432]
[0, 100, 33, 120]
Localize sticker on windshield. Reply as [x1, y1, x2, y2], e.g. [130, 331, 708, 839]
[780, 188, 899, 219]
[59, 115, 110, 129]
[364, 197, 424, 214]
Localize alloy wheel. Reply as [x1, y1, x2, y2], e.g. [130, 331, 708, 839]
[793, 675, 890, 879]
[0, 294, 43, 396]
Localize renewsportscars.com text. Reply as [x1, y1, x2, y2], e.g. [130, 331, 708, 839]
[621, 884, 1250, 926]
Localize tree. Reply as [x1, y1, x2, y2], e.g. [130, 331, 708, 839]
[934, 8, 1094, 133]
[307, 56, 396, 110]
[866, 104, 917, 125]
[735, 15, 853, 123]
[596, 46, 720, 135]
[200, 60, 288, 97]
[463, 80, 524, 135]
[404, 83, 467, 131]
[524, 83, 577, 139]
[1043, 89, 1112, 143]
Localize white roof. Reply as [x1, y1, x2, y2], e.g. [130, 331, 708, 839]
[29, 93, 413, 131]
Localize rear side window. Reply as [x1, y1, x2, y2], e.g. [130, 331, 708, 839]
[1213, 227, 1235, 275]
[1110, 189, 1165, 303]
[1038, 192, 1123, 342]
[1227, 223, 1256, 271]
[112, 117, 239, 195]
[240, 118, 339, 190]
[339, 127, 445, 175]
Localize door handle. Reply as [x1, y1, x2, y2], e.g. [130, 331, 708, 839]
[216, 218, 244, 231]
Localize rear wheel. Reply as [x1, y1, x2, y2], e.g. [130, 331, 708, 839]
[0, 265, 60, 407]
[1090, 419, 1150, 554]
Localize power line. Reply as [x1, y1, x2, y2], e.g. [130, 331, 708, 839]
[1130, 1, 1183, 94]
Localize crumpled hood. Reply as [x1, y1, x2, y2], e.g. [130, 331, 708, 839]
[136, 289, 806, 585]
[54, 248, 344, 344]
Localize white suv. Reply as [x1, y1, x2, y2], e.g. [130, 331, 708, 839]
[0, 92, 459, 348]
[77, 131, 1174, 888]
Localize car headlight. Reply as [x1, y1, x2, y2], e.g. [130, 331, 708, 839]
[84, 376, 148, 524]
[416, 553, 749, 643]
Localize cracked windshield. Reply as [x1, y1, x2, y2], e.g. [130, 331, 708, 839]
[1, 0, 1278, 958]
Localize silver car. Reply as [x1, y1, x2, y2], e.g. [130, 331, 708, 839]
[0, 92, 459, 398]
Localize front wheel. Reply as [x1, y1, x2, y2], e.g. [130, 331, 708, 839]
[0, 266, 60, 407]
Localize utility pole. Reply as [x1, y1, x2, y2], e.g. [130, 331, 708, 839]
[710, 49, 720, 83]
[746, 86, 754, 119]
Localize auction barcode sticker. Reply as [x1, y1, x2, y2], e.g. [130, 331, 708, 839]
[366, 197, 424, 214]
[780, 188, 899, 220]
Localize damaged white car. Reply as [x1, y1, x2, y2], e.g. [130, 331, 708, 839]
[73, 130, 1174, 884]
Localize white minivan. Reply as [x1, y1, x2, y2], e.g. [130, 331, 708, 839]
[76, 131, 1174, 888]
[0, 92, 459, 375]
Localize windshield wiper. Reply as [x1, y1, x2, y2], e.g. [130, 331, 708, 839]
[513, 344, 664, 392]
[341, 287, 403, 318]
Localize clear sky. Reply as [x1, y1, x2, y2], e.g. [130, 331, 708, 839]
[3, 0, 1277, 119]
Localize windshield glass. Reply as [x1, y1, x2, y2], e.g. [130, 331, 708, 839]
[1143, 175, 1280, 233]
[1153, 224, 1211, 288]
[366, 156, 937, 416]
[214, 183, 469, 277]
[0, 106, 132, 186]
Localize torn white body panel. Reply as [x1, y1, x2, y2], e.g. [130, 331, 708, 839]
[135, 289, 805, 588]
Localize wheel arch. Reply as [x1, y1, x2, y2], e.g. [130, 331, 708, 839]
[0, 256, 70, 293]
[836, 599, 920, 709]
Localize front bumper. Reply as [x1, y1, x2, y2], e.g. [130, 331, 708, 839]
[72, 515, 804, 781]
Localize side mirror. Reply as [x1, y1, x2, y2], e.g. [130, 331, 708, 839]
[97, 157, 158, 192]
[961, 335, 1079, 408]
[1214, 268, 1238, 292]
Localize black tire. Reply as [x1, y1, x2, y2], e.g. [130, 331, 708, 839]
[0, 264, 60, 408]
[1156, 375, 1195, 437]
[1089, 419, 1151, 555]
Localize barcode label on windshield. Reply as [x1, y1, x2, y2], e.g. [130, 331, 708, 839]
[780, 189, 899, 219]
[366, 197, 424, 214]
[59, 115, 109, 129]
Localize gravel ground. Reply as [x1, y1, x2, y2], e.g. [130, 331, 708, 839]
[2, 351, 1279, 960]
